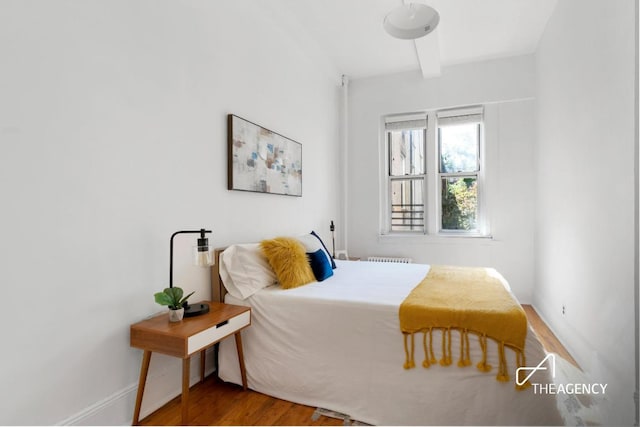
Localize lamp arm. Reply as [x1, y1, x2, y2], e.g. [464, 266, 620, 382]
[169, 229, 212, 288]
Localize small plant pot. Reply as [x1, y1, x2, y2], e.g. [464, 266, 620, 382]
[168, 308, 184, 322]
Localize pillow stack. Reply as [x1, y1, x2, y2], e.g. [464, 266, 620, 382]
[260, 231, 335, 289]
[220, 232, 337, 299]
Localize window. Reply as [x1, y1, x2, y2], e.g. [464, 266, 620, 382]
[382, 107, 486, 236]
[385, 116, 427, 232]
[437, 110, 482, 233]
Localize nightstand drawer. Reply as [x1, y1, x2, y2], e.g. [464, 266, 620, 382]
[187, 310, 250, 355]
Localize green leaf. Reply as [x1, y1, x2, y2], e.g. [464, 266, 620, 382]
[154, 292, 172, 306]
[169, 287, 183, 302]
[154, 287, 193, 310]
[179, 291, 195, 305]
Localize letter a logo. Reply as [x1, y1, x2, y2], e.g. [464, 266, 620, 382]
[516, 353, 556, 386]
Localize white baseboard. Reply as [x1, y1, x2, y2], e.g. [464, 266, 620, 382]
[57, 352, 216, 426]
[57, 383, 138, 426]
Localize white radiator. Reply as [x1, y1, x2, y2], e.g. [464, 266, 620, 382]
[367, 256, 412, 264]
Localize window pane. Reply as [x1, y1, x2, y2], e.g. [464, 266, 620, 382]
[439, 123, 479, 173]
[391, 178, 424, 231]
[389, 129, 425, 176]
[441, 177, 477, 231]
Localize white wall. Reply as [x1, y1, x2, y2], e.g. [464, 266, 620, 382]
[534, 0, 636, 424]
[0, 0, 340, 424]
[347, 55, 539, 302]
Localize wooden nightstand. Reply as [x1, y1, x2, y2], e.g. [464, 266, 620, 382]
[130, 301, 251, 425]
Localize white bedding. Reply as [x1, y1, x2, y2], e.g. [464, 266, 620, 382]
[218, 260, 564, 425]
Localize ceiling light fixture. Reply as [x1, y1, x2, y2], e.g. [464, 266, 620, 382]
[383, 3, 440, 40]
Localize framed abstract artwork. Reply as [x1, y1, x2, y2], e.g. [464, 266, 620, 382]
[227, 114, 302, 196]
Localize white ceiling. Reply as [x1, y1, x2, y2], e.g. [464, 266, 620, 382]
[275, 0, 558, 80]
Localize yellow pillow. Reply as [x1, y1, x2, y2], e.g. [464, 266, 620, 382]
[260, 237, 316, 289]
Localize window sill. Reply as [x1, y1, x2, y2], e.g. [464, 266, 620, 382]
[378, 233, 495, 245]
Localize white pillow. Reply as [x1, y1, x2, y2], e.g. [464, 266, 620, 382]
[297, 233, 333, 266]
[219, 243, 277, 299]
[296, 233, 323, 252]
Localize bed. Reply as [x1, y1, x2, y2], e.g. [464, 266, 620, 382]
[210, 241, 564, 426]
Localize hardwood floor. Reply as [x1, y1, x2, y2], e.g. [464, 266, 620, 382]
[139, 304, 576, 426]
[139, 378, 343, 426]
[522, 304, 579, 368]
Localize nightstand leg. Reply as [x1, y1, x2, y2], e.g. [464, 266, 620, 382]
[132, 350, 152, 425]
[200, 348, 206, 382]
[181, 357, 190, 425]
[234, 331, 247, 390]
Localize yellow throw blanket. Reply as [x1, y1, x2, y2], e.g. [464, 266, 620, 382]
[399, 265, 529, 389]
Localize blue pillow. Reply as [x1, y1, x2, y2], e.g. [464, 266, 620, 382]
[310, 230, 336, 269]
[307, 249, 334, 281]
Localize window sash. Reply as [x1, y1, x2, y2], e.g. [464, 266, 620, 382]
[439, 174, 479, 233]
[388, 129, 426, 177]
[389, 176, 425, 232]
[437, 124, 481, 174]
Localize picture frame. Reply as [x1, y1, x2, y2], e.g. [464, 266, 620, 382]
[227, 114, 302, 196]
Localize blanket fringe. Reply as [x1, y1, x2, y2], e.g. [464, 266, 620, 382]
[440, 327, 452, 366]
[515, 350, 531, 390]
[477, 334, 492, 372]
[458, 329, 472, 367]
[404, 329, 527, 390]
[497, 341, 509, 382]
[403, 333, 415, 369]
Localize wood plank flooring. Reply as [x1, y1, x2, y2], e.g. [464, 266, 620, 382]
[139, 304, 576, 426]
[522, 304, 579, 368]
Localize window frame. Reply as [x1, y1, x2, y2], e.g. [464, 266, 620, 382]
[380, 106, 489, 237]
[385, 122, 427, 234]
[437, 118, 483, 235]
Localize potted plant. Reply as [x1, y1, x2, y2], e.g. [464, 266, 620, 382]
[154, 287, 195, 322]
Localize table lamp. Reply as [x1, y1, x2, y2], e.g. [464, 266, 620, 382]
[330, 220, 336, 259]
[170, 229, 214, 317]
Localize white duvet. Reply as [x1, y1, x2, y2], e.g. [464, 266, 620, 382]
[218, 260, 564, 425]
